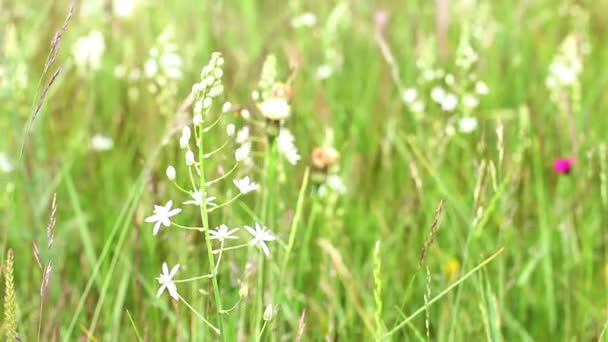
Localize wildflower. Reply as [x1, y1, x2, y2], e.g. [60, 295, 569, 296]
[240, 109, 251, 120]
[166, 166, 176, 181]
[244, 222, 276, 257]
[326, 174, 347, 194]
[443, 258, 460, 282]
[156, 262, 180, 300]
[401, 88, 417, 104]
[185, 150, 195, 166]
[475, 81, 489, 95]
[441, 94, 458, 112]
[226, 124, 236, 137]
[193, 114, 203, 126]
[458, 117, 478, 133]
[222, 101, 232, 113]
[179, 126, 191, 149]
[463, 95, 479, 108]
[90, 134, 114, 151]
[236, 127, 250, 144]
[311, 147, 339, 170]
[315, 64, 333, 80]
[209, 224, 240, 242]
[553, 157, 575, 174]
[411, 101, 425, 113]
[183, 189, 217, 207]
[263, 304, 275, 321]
[431, 86, 446, 103]
[277, 129, 301, 165]
[259, 97, 291, 121]
[72, 31, 105, 73]
[233, 176, 259, 194]
[235, 142, 251, 162]
[291, 12, 317, 28]
[145, 200, 182, 235]
[113, 0, 139, 17]
[0, 152, 14, 173]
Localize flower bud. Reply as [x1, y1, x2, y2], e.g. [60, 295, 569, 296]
[166, 166, 176, 181]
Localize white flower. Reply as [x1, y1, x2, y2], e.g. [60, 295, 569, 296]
[179, 126, 191, 149]
[291, 12, 317, 28]
[226, 124, 236, 137]
[263, 304, 275, 321]
[411, 100, 425, 113]
[185, 150, 195, 166]
[209, 224, 240, 242]
[166, 166, 176, 181]
[113, 0, 138, 17]
[236, 127, 250, 144]
[90, 134, 114, 151]
[222, 101, 232, 113]
[445, 74, 455, 85]
[156, 262, 180, 300]
[244, 222, 276, 257]
[183, 189, 217, 207]
[259, 98, 290, 121]
[144, 59, 158, 77]
[72, 31, 105, 73]
[463, 95, 479, 108]
[0, 153, 14, 173]
[160, 52, 183, 79]
[315, 64, 333, 80]
[277, 129, 301, 165]
[326, 175, 347, 194]
[430, 86, 446, 103]
[193, 100, 203, 115]
[235, 142, 251, 162]
[233, 176, 259, 194]
[240, 109, 251, 120]
[475, 81, 489, 95]
[441, 94, 458, 112]
[458, 117, 478, 133]
[401, 88, 417, 104]
[193, 114, 203, 126]
[145, 200, 182, 235]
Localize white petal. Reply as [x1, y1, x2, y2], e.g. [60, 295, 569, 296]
[157, 284, 166, 298]
[153, 222, 162, 235]
[169, 264, 180, 278]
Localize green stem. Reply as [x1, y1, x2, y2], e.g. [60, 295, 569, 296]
[198, 121, 225, 338]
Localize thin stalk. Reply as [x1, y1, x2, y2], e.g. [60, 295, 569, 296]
[198, 120, 225, 338]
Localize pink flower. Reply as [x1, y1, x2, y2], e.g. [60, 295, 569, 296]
[553, 157, 575, 174]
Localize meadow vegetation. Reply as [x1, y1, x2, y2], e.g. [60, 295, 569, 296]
[1, 0, 608, 340]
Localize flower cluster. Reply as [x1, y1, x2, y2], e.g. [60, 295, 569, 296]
[72, 31, 105, 75]
[545, 33, 587, 103]
[401, 29, 490, 135]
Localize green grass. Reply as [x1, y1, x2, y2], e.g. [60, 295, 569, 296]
[2, 0, 608, 340]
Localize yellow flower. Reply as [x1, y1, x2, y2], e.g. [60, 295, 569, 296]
[443, 258, 460, 282]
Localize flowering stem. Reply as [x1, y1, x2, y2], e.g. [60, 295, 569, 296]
[219, 296, 242, 314]
[204, 139, 230, 159]
[205, 162, 239, 186]
[171, 180, 191, 194]
[178, 295, 220, 335]
[173, 274, 213, 283]
[198, 115, 225, 338]
[208, 193, 242, 212]
[171, 222, 206, 231]
[203, 112, 226, 133]
[212, 243, 250, 254]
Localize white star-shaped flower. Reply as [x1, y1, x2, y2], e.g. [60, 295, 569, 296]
[244, 222, 276, 257]
[209, 224, 240, 242]
[183, 189, 217, 207]
[145, 200, 182, 235]
[258, 97, 291, 121]
[233, 176, 259, 194]
[156, 262, 180, 300]
[235, 142, 251, 162]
